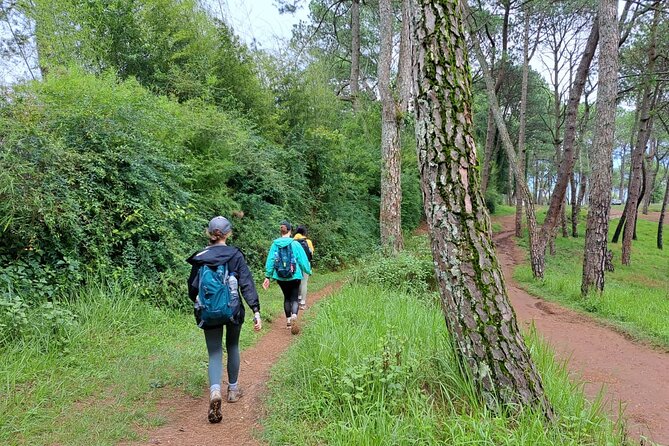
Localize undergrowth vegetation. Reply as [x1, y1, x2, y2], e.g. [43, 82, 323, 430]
[0, 67, 422, 344]
[262, 283, 626, 445]
[0, 271, 344, 445]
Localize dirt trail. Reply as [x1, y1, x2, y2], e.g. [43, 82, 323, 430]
[494, 214, 669, 446]
[119, 281, 343, 446]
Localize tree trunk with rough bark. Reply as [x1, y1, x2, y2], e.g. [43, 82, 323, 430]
[642, 140, 659, 214]
[379, 0, 403, 254]
[622, 7, 660, 265]
[350, 0, 361, 110]
[539, 19, 599, 264]
[572, 98, 591, 237]
[658, 173, 669, 249]
[618, 144, 627, 202]
[582, 0, 618, 295]
[481, 110, 497, 195]
[466, 4, 544, 277]
[397, 0, 413, 114]
[573, 174, 588, 236]
[413, 0, 554, 418]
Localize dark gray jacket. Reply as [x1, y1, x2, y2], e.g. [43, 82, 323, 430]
[186, 245, 260, 326]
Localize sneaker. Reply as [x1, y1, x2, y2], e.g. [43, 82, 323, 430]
[290, 316, 300, 335]
[299, 304, 307, 310]
[286, 319, 292, 329]
[208, 389, 222, 423]
[227, 386, 244, 403]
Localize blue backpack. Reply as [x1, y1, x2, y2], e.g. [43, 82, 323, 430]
[195, 264, 239, 328]
[274, 243, 296, 278]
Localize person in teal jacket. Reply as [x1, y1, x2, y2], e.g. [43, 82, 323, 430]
[262, 220, 312, 334]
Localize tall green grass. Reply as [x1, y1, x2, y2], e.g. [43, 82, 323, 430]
[0, 271, 344, 445]
[514, 218, 669, 347]
[262, 285, 626, 445]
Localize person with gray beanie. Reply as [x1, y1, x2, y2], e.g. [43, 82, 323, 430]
[186, 216, 261, 423]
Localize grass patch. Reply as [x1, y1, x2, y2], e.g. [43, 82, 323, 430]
[0, 271, 344, 445]
[492, 204, 517, 217]
[514, 218, 669, 347]
[262, 284, 626, 445]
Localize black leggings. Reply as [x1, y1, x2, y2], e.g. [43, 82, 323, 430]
[278, 279, 301, 317]
[204, 323, 242, 387]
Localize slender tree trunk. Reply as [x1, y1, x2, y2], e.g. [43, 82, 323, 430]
[515, 15, 529, 238]
[622, 7, 659, 265]
[413, 0, 554, 418]
[379, 0, 403, 254]
[582, 0, 618, 295]
[574, 174, 588, 236]
[561, 201, 569, 237]
[642, 140, 659, 214]
[350, 0, 361, 110]
[618, 144, 627, 202]
[572, 97, 591, 237]
[480, 0, 510, 196]
[481, 110, 497, 195]
[534, 156, 540, 205]
[466, 4, 544, 277]
[658, 173, 669, 249]
[397, 0, 413, 114]
[612, 199, 629, 243]
[540, 19, 599, 258]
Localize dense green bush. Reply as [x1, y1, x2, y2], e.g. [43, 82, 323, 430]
[355, 236, 436, 298]
[0, 72, 200, 302]
[0, 67, 419, 329]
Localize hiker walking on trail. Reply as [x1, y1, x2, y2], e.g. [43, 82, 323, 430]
[262, 220, 312, 335]
[293, 225, 314, 310]
[186, 216, 262, 424]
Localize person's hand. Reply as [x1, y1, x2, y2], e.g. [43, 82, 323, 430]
[262, 278, 270, 290]
[253, 312, 262, 331]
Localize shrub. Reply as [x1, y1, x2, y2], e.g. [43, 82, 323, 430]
[356, 245, 436, 298]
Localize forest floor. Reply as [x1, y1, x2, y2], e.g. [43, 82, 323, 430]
[118, 280, 345, 446]
[495, 212, 669, 446]
[119, 212, 669, 446]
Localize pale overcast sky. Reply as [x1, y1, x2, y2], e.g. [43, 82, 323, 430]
[213, 0, 309, 50]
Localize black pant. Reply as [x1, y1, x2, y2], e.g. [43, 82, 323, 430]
[278, 279, 301, 317]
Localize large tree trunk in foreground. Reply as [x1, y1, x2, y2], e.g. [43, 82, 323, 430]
[582, 0, 619, 295]
[413, 0, 554, 418]
[379, 0, 403, 254]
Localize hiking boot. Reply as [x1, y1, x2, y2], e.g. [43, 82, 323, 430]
[290, 316, 300, 335]
[208, 389, 222, 423]
[227, 386, 243, 403]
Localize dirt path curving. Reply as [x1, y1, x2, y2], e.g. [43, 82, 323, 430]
[609, 209, 667, 224]
[119, 281, 344, 446]
[494, 215, 669, 446]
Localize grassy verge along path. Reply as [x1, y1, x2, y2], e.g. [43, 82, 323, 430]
[0, 271, 344, 446]
[514, 217, 669, 348]
[262, 283, 625, 445]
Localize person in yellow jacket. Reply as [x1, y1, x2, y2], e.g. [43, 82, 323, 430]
[293, 225, 314, 310]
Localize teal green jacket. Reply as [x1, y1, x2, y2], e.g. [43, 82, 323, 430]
[265, 236, 312, 280]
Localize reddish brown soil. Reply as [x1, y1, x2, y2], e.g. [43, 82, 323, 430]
[494, 215, 669, 446]
[610, 209, 667, 224]
[120, 212, 669, 446]
[118, 281, 343, 446]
